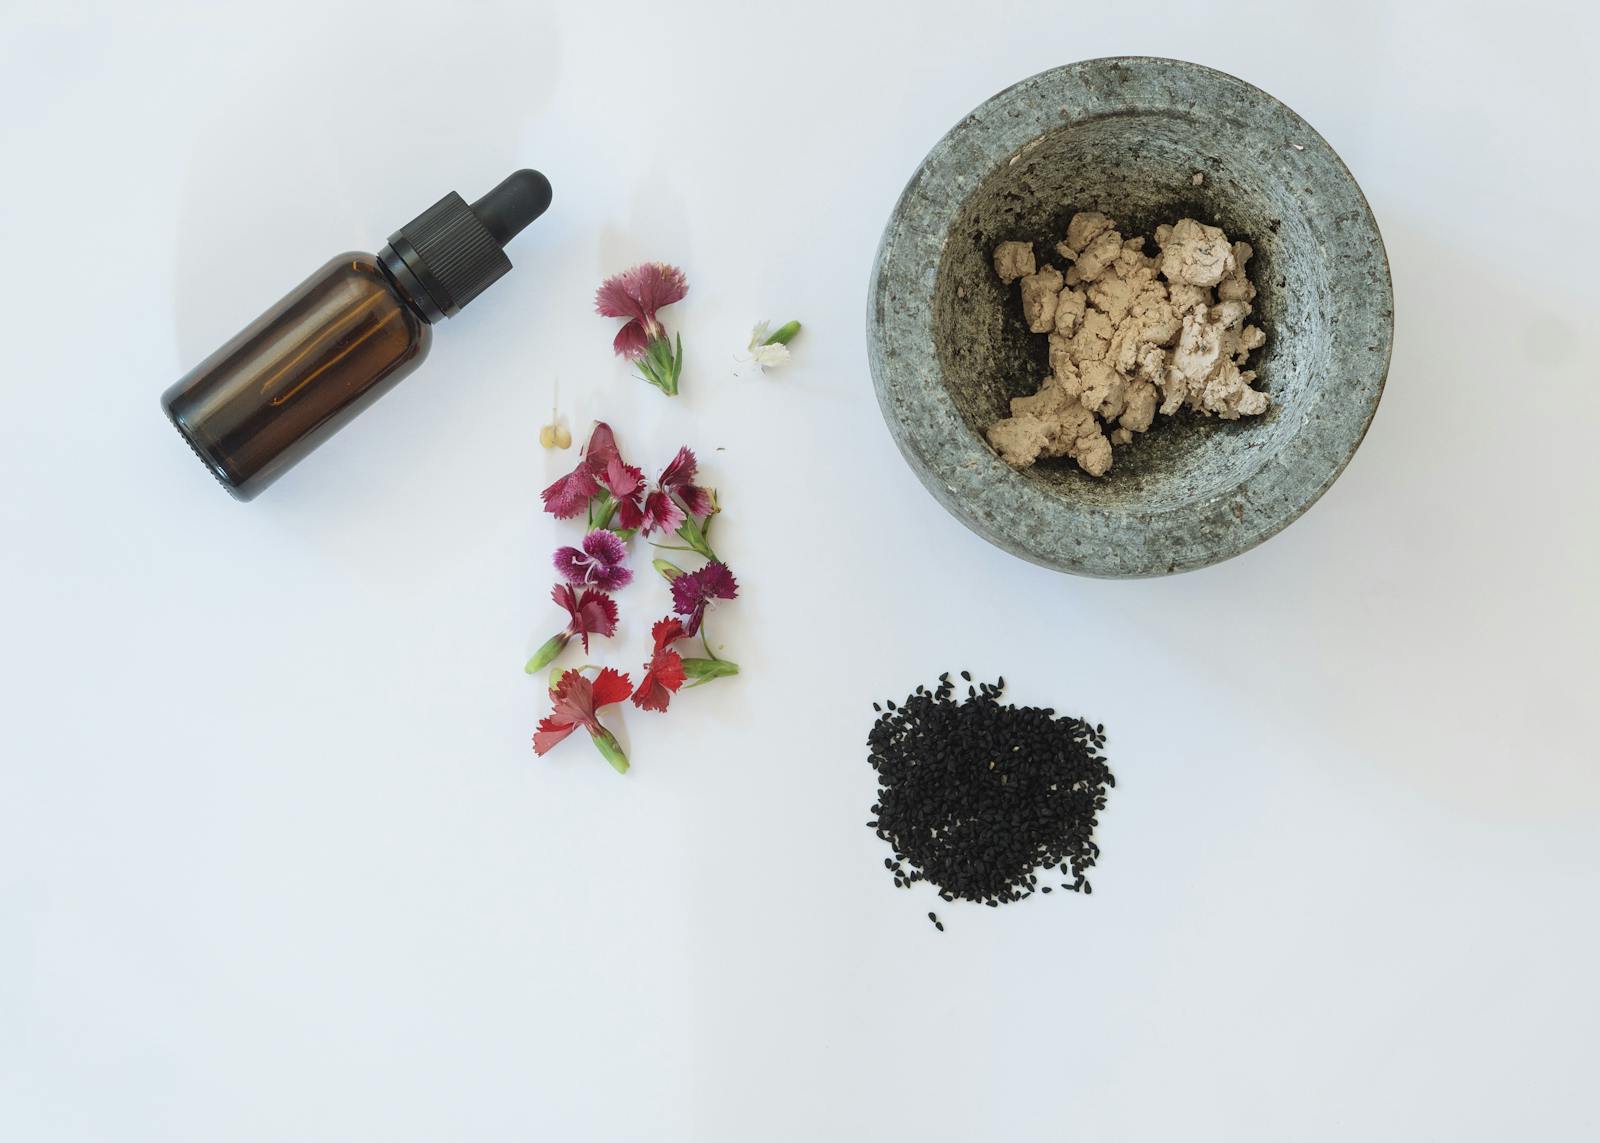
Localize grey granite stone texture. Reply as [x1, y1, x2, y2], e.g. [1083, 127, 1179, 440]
[867, 57, 1392, 577]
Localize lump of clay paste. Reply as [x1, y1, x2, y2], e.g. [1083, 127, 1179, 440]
[983, 211, 1269, 476]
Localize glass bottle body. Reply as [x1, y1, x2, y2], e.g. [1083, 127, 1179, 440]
[163, 253, 433, 501]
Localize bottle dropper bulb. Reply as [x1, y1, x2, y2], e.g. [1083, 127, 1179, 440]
[471, 169, 553, 246]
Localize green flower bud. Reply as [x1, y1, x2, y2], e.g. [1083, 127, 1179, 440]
[524, 631, 571, 674]
[590, 727, 630, 774]
[763, 319, 801, 346]
[680, 657, 740, 683]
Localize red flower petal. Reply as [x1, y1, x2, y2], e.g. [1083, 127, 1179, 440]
[596, 263, 689, 322]
[584, 423, 622, 473]
[660, 446, 698, 489]
[602, 458, 645, 501]
[631, 649, 686, 712]
[533, 715, 578, 755]
[549, 672, 600, 734]
[595, 275, 648, 323]
[651, 616, 687, 652]
[541, 467, 598, 518]
[627, 263, 688, 317]
[659, 447, 713, 517]
[640, 489, 686, 536]
[612, 319, 650, 361]
[615, 497, 644, 531]
[590, 667, 634, 708]
[677, 484, 714, 518]
[570, 589, 619, 650]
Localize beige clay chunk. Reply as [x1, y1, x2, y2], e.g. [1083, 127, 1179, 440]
[992, 241, 1036, 285]
[984, 211, 1269, 476]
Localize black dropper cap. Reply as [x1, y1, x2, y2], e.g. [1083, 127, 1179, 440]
[379, 169, 552, 322]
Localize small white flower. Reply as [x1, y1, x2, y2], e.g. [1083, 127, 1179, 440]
[735, 320, 799, 378]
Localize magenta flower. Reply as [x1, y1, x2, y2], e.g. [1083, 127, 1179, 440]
[670, 561, 739, 635]
[596, 263, 688, 396]
[658, 446, 714, 517]
[554, 529, 634, 592]
[541, 422, 624, 518]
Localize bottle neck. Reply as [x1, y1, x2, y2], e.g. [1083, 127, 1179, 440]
[377, 242, 445, 324]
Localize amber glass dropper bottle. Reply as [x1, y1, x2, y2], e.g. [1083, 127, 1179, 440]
[162, 169, 552, 501]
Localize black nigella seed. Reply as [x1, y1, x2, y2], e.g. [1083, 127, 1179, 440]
[866, 673, 1111, 915]
[928, 912, 938, 922]
[935, 921, 944, 931]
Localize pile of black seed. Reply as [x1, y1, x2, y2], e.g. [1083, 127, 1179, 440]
[867, 672, 1112, 917]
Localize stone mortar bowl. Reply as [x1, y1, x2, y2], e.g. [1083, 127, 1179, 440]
[867, 57, 1392, 577]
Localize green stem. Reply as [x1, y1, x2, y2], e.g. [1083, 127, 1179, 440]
[588, 493, 618, 531]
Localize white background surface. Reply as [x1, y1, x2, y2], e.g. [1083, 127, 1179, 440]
[3, 1, 1598, 1139]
